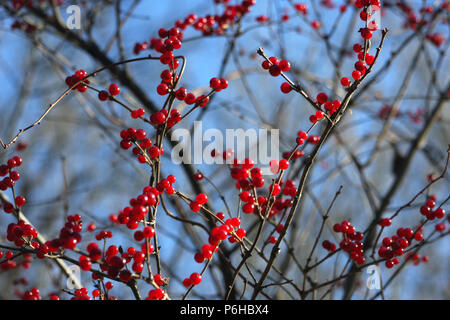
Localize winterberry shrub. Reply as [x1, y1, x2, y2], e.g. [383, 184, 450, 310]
[0, 0, 448, 301]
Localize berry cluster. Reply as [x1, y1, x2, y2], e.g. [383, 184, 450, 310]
[189, 193, 208, 212]
[294, 3, 308, 15]
[87, 240, 141, 279]
[378, 227, 416, 269]
[419, 195, 446, 221]
[184, 217, 245, 287]
[112, 186, 161, 230]
[315, 93, 342, 118]
[70, 288, 93, 300]
[0, 250, 17, 271]
[332, 221, 365, 265]
[374, 194, 448, 269]
[131, 108, 146, 119]
[377, 104, 399, 120]
[1, 251, 32, 272]
[132, 0, 256, 57]
[6, 220, 37, 247]
[338, 1, 380, 88]
[261, 56, 291, 78]
[65, 69, 89, 93]
[241, 182, 295, 218]
[258, 51, 343, 147]
[119, 127, 161, 163]
[133, 6, 233, 130]
[280, 131, 320, 165]
[21, 287, 40, 300]
[269, 159, 289, 174]
[267, 224, 286, 245]
[282, 149, 304, 160]
[215, 156, 296, 217]
[322, 240, 337, 252]
[183, 272, 202, 287]
[0, 155, 23, 194]
[10, 19, 36, 33]
[97, 83, 121, 101]
[405, 252, 429, 266]
[146, 288, 165, 300]
[42, 214, 83, 253]
[426, 33, 445, 48]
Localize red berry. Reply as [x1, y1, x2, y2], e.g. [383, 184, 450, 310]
[92, 289, 100, 298]
[361, 28, 372, 39]
[382, 237, 392, 246]
[316, 92, 328, 104]
[10, 171, 20, 181]
[158, 28, 168, 38]
[269, 64, 281, 77]
[175, 87, 187, 100]
[80, 258, 91, 271]
[15, 196, 26, 207]
[109, 83, 120, 96]
[426, 200, 435, 208]
[280, 82, 292, 94]
[236, 228, 246, 238]
[352, 70, 362, 80]
[269, 56, 279, 65]
[189, 272, 202, 285]
[242, 203, 255, 214]
[150, 112, 166, 125]
[353, 43, 362, 52]
[182, 278, 192, 287]
[311, 20, 321, 29]
[98, 90, 109, 101]
[219, 78, 228, 90]
[7, 159, 16, 169]
[414, 232, 423, 241]
[209, 77, 221, 90]
[135, 129, 147, 140]
[333, 223, 342, 233]
[157, 83, 169, 95]
[270, 184, 281, 196]
[279, 60, 290, 72]
[379, 218, 391, 227]
[316, 110, 324, 119]
[154, 274, 165, 286]
[105, 282, 113, 290]
[355, 60, 366, 71]
[385, 260, 394, 268]
[190, 201, 201, 212]
[340, 77, 351, 86]
[434, 208, 445, 219]
[279, 159, 289, 170]
[185, 93, 196, 105]
[143, 226, 155, 238]
[196, 193, 208, 205]
[194, 252, 205, 263]
[194, 172, 204, 181]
